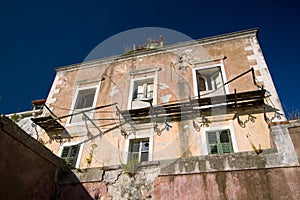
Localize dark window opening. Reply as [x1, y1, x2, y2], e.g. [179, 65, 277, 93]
[196, 66, 224, 94]
[61, 144, 80, 167]
[74, 88, 96, 109]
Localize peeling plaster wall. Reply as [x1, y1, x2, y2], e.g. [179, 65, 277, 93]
[55, 150, 300, 200]
[38, 29, 285, 169]
[2, 114, 300, 199]
[152, 167, 300, 200]
[53, 122, 300, 199]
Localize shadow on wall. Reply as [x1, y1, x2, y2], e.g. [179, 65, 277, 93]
[0, 115, 94, 200]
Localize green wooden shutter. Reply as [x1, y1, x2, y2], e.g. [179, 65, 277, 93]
[219, 130, 233, 153]
[207, 131, 218, 154]
[206, 130, 233, 154]
[61, 145, 80, 167]
[61, 146, 70, 158]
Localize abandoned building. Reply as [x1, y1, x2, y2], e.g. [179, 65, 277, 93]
[33, 28, 285, 168]
[2, 28, 300, 199]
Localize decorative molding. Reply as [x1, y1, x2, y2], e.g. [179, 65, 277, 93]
[76, 77, 102, 85]
[129, 66, 161, 76]
[191, 55, 226, 65]
[55, 28, 258, 72]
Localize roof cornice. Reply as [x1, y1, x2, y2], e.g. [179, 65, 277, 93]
[55, 28, 259, 72]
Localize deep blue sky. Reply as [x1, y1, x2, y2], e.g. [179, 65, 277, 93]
[1, 0, 299, 116]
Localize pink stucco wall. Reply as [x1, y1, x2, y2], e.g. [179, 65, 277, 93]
[0, 116, 92, 199]
[152, 167, 300, 200]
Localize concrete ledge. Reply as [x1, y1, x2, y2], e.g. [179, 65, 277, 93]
[56, 167, 105, 184]
[159, 149, 280, 175]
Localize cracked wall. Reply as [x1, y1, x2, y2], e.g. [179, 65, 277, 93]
[55, 156, 300, 200]
[2, 114, 300, 199]
[39, 30, 284, 169]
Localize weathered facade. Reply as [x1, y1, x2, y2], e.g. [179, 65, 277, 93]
[2, 115, 300, 199]
[33, 28, 285, 170]
[2, 28, 300, 199]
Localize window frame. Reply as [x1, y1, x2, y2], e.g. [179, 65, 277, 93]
[206, 129, 233, 154]
[73, 88, 97, 110]
[128, 138, 150, 163]
[123, 131, 153, 164]
[132, 79, 154, 101]
[201, 124, 238, 155]
[58, 142, 84, 168]
[67, 83, 100, 125]
[192, 64, 229, 98]
[128, 75, 157, 109]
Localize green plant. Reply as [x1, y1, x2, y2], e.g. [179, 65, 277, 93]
[86, 143, 98, 167]
[10, 114, 20, 122]
[117, 140, 139, 177]
[121, 156, 139, 177]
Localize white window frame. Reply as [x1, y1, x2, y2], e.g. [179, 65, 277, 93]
[132, 80, 154, 100]
[128, 138, 150, 163]
[200, 123, 238, 155]
[192, 64, 229, 98]
[127, 74, 158, 109]
[123, 131, 154, 164]
[58, 141, 84, 168]
[67, 83, 100, 125]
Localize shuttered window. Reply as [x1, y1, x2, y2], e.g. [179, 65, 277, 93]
[131, 78, 155, 109]
[206, 129, 233, 154]
[61, 144, 80, 167]
[132, 80, 154, 101]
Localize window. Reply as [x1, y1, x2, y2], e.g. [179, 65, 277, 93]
[132, 79, 154, 101]
[74, 88, 96, 109]
[131, 78, 154, 109]
[206, 129, 233, 154]
[61, 144, 81, 167]
[196, 66, 224, 96]
[128, 138, 149, 163]
[70, 87, 97, 123]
